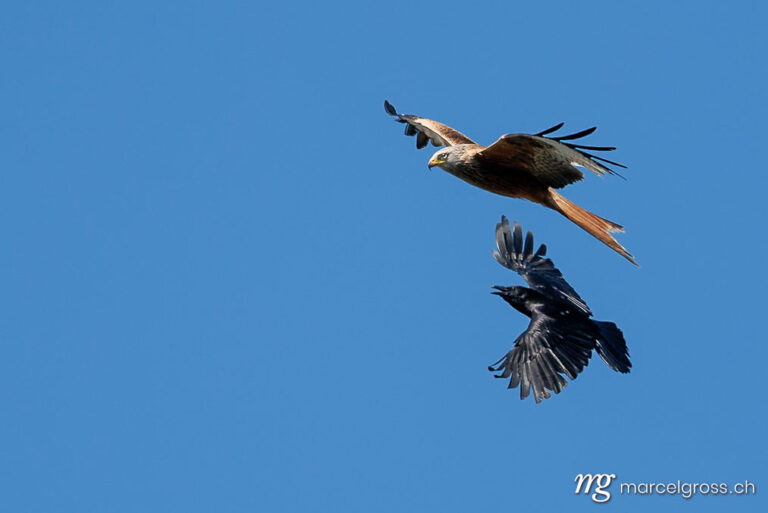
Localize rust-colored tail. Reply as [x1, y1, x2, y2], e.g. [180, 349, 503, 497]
[548, 188, 637, 265]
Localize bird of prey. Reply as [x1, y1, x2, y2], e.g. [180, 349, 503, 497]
[489, 216, 631, 403]
[385, 100, 636, 265]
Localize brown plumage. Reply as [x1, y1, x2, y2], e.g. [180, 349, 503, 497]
[384, 100, 636, 265]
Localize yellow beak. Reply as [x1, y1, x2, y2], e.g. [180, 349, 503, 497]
[428, 157, 445, 169]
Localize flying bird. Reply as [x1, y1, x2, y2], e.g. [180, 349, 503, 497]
[489, 216, 631, 403]
[385, 100, 637, 265]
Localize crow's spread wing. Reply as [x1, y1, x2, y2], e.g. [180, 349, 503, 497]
[493, 216, 591, 315]
[384, 100, 476, 149]
[489, 313, 595, 403]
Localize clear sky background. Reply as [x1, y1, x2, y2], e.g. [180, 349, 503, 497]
[1, 1, 766, 511]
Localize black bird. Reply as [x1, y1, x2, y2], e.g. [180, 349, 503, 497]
[489, 216, 631, 403]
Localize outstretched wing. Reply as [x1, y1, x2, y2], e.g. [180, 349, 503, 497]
[493, 216, 591, 315]
[384, 100, 476, 149]
[489, 314, 595, 403]
[476, 123, 626, 189]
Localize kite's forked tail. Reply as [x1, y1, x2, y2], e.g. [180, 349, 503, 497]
[547, 188, 638, 266]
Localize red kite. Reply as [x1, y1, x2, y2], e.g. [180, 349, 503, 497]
[385, 100, 636, 265]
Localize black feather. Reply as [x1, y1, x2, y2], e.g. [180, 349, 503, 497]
[552, 126, 597, 141]
[578, 151, 628, 169]
[535, 122, 564, 136]
[523, 231, 534, 260]
[564, 143, 616, 151]
[512, 221, 523, 259]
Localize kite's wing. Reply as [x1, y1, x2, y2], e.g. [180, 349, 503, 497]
[384, 100, 476, 149]
[477, 124, 625, 189]
[493, 216, 591, 316]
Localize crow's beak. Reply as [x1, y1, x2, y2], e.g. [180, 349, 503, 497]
[428, 157, 445, 169]
[491, 285, 508, 296]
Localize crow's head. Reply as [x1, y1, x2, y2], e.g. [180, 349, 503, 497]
[491, 285, 537, 317]
[491, 285, 526, 297]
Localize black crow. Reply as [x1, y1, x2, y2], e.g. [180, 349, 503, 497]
[489, 216, 631, 403]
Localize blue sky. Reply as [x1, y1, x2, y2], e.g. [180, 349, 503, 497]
[1, 1, 766, 511]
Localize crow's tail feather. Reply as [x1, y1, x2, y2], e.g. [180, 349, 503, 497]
[594, 321, 631, 373]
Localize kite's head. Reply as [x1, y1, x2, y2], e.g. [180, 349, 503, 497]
[427, 148, 450, 170]
[427, 145, 471, 171]
[427, 145, 476, 173]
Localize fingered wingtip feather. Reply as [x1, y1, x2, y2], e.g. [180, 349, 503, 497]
[498, 215, 510, 234]
[586, 152, 628, 169]
[383, 100, 397, 116]
[523, 231, 534, 259]
[553, 126, 597, 141]
[535, 122, 565, 137]
[566, 143, 616, 152]
[512, 221, 523, 255]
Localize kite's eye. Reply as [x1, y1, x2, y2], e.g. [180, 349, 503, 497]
[439, 153, 448, 160]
